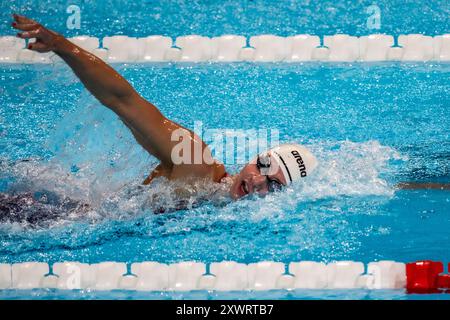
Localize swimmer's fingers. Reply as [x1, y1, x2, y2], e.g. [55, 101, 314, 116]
[12, 22, 39, 31]
[12, 14, 37, 25]
[27, 42, 48, 53]
[12, 14, 60, 53]
[16, 29, 42, 40]
[12, 14, 41, 33]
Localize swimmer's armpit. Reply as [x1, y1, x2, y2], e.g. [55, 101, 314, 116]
[396, 182, 450, 190]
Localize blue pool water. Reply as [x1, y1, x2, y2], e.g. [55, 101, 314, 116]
[1, 0, 450, 300]
[1, 62, 449, 299]
[1, 0, 449, 37]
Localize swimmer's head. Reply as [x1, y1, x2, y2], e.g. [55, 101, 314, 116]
[229, 144, 318, 199]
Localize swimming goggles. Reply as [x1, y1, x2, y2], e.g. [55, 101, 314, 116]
[256, 154, 284, 192]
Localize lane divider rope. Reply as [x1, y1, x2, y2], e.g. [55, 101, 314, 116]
[0, 34, 449, 63]
[0, 260, 448, 293]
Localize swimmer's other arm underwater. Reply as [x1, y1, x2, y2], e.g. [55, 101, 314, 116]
[11, 14, 450, 202]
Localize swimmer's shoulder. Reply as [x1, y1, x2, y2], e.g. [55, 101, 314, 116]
[212, 162, 228, 183]
[142, 162, 227, 185]
[171, 162, 227, 183]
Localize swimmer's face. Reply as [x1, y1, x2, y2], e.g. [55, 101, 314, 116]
[229, 153, 288, 199]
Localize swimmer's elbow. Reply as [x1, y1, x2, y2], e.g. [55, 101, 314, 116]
[100, 96, 122, 110]
[100, 92, 138, 114]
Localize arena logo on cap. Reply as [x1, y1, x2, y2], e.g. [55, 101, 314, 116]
[291, 150, 307, 177]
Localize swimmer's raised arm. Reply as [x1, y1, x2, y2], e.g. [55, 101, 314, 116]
[11, 14, 204, 170]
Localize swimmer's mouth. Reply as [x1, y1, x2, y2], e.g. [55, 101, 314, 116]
[240, 181, 250, 195]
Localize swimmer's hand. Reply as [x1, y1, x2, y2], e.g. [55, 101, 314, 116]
[12, 14, 62, 52]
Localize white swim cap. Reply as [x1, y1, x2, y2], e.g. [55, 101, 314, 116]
[262, 144, 318, 185]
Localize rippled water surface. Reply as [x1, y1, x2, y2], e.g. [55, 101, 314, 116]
[1, 62, 449, 267]
[1, 0, 449, 37]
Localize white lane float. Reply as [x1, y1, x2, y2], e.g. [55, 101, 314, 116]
[168, 261, 206, 291]
[175, 35, 212, 62]
[211, 35, 246, 62]
[398, 34, 434, 61]
[0, 264, 11, 289]
[1, 34, 449, 63]
[130, 262, 169, 291]
[11, 262, 49, 289]
[0, 36, 25, 62]
[249, 35, 289, 62]
[359, 34, 394, 61]
[247, 261, 286, 291]
[1, 260, 448, 293]
[323, 34, 360, 62]
[285, 35, 321, 61]
[433, 34, 450, 61]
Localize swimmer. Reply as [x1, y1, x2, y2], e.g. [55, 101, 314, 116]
[10, 14, 320, 203]
[8, 14, 450, 211]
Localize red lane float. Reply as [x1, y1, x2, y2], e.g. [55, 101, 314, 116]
[406, 261, 449, 293]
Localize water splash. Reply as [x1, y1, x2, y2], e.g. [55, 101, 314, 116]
[0, 136, 401, 227]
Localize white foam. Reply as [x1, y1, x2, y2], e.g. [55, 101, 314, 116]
[300, 140, 402, 199]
